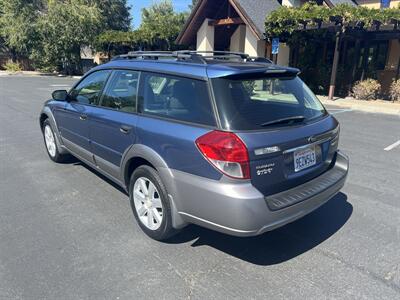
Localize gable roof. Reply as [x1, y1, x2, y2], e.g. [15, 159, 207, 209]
[176, 0, 280, 45]
[176, 0, 357, 46]
[231, 0, 280, 39]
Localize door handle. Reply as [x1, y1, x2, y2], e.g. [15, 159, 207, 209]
[79, 114, 87, 121]
[120, 125, 132, 134]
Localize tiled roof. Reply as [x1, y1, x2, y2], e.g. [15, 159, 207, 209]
[233, 0, 281, 38]
[325, 0, 357, 7]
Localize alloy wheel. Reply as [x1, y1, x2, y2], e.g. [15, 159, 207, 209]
[133, 177, 163, 230]
[44, 125, 56, 157]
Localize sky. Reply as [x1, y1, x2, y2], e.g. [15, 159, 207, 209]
[129, 0, 192, 28]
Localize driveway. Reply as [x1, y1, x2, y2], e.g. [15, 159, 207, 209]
[1, 75, 399, 299]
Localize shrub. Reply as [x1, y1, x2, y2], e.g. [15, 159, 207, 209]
[352, 79, 381, 100]
[4, 60, 22, 73]
[389, 80, 400, 102]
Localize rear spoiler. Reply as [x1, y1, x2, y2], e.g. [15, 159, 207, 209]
[220, 67, 300, 80]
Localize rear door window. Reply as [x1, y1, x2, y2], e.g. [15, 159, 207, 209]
[139, 73, 215, 126]
[100, 70, 139, 113]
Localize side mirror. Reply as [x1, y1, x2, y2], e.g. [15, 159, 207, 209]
[52, 90, 68, 101]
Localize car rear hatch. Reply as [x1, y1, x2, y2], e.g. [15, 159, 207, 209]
[236, 116, 339, 196]
[211, 72, 340, 197]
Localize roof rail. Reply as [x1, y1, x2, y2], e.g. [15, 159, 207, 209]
[112, 51, 201, 61]
[112, 50, 272, 64]
[174, 50, 249, 59]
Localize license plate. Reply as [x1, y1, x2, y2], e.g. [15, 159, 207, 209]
[294, 146, 316, 172]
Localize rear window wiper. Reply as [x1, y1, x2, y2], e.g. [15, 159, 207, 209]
[260, 116, 305, 127]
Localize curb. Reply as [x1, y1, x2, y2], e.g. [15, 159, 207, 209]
[0, 71, 81, 79]
[319, 97, 400, 116]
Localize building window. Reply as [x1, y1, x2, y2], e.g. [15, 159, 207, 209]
[381, 0, 391, 8]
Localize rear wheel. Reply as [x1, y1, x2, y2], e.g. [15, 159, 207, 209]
[129, 165, 176, 240]
[42, 119, 67, 163]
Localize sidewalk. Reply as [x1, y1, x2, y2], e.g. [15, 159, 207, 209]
[318, 96, 400, 116]
[0, 70, 81, 79]
[1, 70, 399, 116]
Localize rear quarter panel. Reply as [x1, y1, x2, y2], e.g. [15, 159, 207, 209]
[136, 115, 222, 180]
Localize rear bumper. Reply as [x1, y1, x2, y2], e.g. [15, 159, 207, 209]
[166, 151, 349, 237]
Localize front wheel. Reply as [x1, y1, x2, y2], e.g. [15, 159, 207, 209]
[129, 165, 177, 241]
[42, 119, 67, 163]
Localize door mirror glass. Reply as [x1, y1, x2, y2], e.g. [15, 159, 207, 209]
[52, 90, 68, 101]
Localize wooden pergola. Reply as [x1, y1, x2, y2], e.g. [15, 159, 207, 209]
[280, 18, 400, 99]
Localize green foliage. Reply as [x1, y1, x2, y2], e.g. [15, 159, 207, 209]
[94, 0, 132, 31]
[0, 0, 42, 58]
[138, 0, 186, 50]
[389, 80, 400, 102]
[3, 59, 22, 72]
[352, 79, 381, 100]
[189, 0, 199, 10]
[265, 2, 400, 37]
[30, 0, 103, 73]
[94, 30, 142, 57]
[0, 0, 131, 73]
[96, 0, 186, 54]
[0, 0, 186, 73]
[96, 30, 139, 45]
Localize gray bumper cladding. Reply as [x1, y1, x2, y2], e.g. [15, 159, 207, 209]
[265, 152, 349, 211]
[168, 151, 349, 237]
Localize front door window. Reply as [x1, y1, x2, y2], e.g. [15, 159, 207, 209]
[69, 71, 111, 105]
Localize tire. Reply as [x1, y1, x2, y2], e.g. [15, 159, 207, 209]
[42, 119, 67, 163]
[129, 165, 177, 241]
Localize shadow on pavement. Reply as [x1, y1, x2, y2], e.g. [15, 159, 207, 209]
[69, 159, 352, 265]
[72, 160, 128, 195]
[167, 192, 352, 265]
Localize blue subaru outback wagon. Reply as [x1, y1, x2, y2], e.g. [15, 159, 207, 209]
[40, 51, 349, 240]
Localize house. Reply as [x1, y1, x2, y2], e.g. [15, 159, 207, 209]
[177, 0, 400, 98]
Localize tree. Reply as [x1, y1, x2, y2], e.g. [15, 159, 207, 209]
[138, 0, 186, 50]
[97, 0, 186, 54]
[32, 0, 103, 74]
[95, 30, 143, 58]
[1, 0, 185, 73]
[93, 0, 132, 31]
[189, 0, 199, 10]
[0, 0, 42, 61]
[0, 0, 132, 72]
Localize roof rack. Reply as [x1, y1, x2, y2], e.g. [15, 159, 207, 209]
[112, 50, 272, 64]
[174, 50, 249, 59]
[112, 51, 198, 61]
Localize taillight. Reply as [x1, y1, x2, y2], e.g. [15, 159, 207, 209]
[195, 130, 250, 179]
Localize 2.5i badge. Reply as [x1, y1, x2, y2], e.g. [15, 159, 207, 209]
[256, 163, 275, 176]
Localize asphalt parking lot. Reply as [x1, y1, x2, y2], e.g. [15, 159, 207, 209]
[1, 75, 399, 299]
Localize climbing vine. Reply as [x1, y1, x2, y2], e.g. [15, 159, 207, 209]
[265, 2, 400, 37]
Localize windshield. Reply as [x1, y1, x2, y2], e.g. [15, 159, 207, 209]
[212, 76, 327, 130]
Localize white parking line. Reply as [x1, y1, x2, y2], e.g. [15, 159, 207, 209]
[50, 84, 70, 87]
[384, 140, 400, 151]
[329, 109, 353, 115]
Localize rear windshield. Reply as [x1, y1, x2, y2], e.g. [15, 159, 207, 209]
[212, 76, 327, 130]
